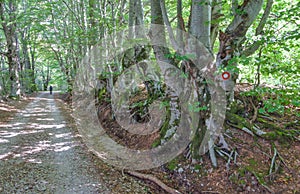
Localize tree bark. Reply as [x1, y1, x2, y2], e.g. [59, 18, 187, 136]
[190, 0, 212, 49]
[0, 1, 21, 98]
[20, 28, 36, 93]
[88, 0, 97, 47]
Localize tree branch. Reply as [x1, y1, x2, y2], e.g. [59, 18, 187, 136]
[226, 0, 263, 38]
[61, 0, 84, 31]
[211, 0, 222, 48]
[126, 170, 181, 194]
[0, 2, 8, 32]
[256, 0, 273, 35]
[176, 0, 184, 48]
[160, 0, 180, 52]
[242, 0, 274, 56]
[189, 0, 211, 49]
[231, 0, 238, 15]
[242, 41, 261, 57]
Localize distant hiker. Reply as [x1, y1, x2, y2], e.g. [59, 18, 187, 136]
[49, 85, 53, 95]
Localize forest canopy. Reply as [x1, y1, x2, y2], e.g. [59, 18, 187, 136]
[0, 0, 299, 96]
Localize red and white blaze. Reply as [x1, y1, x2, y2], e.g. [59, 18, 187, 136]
[221, 71, 231, 80]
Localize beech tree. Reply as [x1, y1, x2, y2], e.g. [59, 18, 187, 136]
[0, 1, 21, 98]
[149, 0, 273, 166]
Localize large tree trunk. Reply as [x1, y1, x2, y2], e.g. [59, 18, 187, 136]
[150, 1, 173, 64]
[0, 55, 6, 98]
[0, 1, 21, 98]
[190, 0, 265, 166]
[20, 29, 36, 93]
[150, 0, 267, 167]
[188, 0, 227, 165]
[19, 0, 35, 93]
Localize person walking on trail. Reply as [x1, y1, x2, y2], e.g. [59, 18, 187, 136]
[49, 85, 53, 95]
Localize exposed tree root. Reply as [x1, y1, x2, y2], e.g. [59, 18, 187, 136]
[269, 142, 290, 177]
[215, 147, 238, 170]
[249, 98, 258, 123]
[125, 170, 181, 194]
[226, 112, 299, 141]
[248, 170, 275, 194]
[226, 112, 267, 136]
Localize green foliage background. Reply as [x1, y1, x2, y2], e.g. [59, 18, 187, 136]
[0, 0, 299, 112]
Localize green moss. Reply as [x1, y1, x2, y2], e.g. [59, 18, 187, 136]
[238, 167, 247, 177]
[151, 139, 161, 148]
[98, 87, 107, 102]
[151, 106, 171, 148]
[229, 173, 238, 183]
[261, 131, 277, 140]
[248, 158, 258, 167]
[229, 172, 246, 186]
[242, 159, 267, 186]
[249, 169, 266, 185]
[167, 158, 178, 171]
[194, 164, 202, 171]
[190, 128, 202, 160]
[239, 179, 247, 186]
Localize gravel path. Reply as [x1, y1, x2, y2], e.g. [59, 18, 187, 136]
[0, 92, 149, 194]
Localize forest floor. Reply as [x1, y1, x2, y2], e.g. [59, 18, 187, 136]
[0, 91, 299, 194]
[0, 92, 152, 193]
[96, 85, 300, 194]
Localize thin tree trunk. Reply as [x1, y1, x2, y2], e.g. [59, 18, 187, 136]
[88, 0, 97, 47]
[176, 0, 184, 48]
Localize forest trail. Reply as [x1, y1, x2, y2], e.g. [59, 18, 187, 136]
[0, 92, 148, 194]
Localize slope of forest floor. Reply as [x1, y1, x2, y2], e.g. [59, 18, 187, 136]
[94, 85, 300, 194]
[152, 90, 299, 194]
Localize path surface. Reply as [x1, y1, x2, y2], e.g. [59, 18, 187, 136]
[0, 92, 148, 194]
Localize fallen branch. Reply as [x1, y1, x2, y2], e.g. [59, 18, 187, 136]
[126, 170, 181, 194]
[202, 191, 221, 194]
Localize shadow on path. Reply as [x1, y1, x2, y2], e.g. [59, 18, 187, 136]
[0, 92, 110, 193]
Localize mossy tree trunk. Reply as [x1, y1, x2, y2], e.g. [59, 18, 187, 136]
[149, 0, 273, 166]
